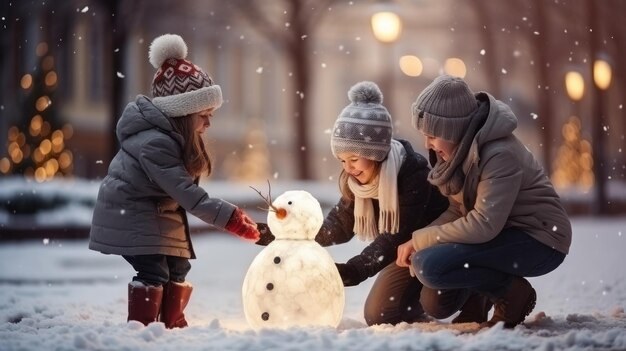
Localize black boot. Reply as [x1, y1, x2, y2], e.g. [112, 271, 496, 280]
[482, 277, 536, 328]
[128, 282, 163, 326]
[451, 292, 493, 324]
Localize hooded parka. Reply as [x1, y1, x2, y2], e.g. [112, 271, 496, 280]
[89, 95, 236, 258]
[412, 93, 572, 255]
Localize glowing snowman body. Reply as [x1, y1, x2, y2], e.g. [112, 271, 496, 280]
[242, 190, 345, 329]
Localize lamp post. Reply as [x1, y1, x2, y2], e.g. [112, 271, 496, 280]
[561, 71, 594, 191]
[371, 11, 402, 115]
[591, 59, 612, 214]
[371, 12, 402, 44]
[564, 71, 585, 103]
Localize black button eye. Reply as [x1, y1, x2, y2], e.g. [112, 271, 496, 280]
[288, 201, 293, 205]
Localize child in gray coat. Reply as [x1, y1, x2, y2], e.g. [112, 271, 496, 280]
[89, 34, 259, 328]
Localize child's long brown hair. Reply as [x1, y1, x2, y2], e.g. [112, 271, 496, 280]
[169, 115, 211, 178]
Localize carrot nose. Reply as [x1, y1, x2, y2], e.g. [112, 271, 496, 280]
[275, 207, 287, 220]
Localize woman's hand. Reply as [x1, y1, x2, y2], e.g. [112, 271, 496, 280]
[396, 240, 416, 268]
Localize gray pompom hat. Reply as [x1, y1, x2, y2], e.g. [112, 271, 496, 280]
[330, 81, 392, 162]
[411, 75, 478, 143]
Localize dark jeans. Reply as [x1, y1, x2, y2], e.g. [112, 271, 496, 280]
[123, 254, 191, 286]
[364, 262, 471, 325]
[412, 227, 566, 299]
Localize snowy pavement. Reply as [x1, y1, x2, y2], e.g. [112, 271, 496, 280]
[0, 217, 625, 350]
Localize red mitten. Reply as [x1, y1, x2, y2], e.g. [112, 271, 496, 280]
[224, 208, 260, 241]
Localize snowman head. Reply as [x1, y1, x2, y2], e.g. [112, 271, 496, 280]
[267, 190, 323, 240]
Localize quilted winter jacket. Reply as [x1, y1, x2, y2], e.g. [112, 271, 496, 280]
[411, 92, 572, 255]
[89, 95, 236, 258]
[315, 139, 449, 281]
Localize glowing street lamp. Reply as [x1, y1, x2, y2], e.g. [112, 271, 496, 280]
[370, 11, 402, 115]
[370, 11, 402, 43]
[564, 71, 585, 102]
[593, 59, 612, 90]
[399, 55, 423, 77]
[444, 58, 467, 78]
[555, 71, 593, 191]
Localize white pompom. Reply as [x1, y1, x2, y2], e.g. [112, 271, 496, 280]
[348, 81, 383, 104]
[148, 34, 188, 68]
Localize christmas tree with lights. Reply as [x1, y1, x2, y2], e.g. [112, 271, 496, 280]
[1, 42, 73, 182]
[551, 116, 594, 190]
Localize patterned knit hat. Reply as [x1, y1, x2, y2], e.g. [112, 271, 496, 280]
[331, 81, 392, 162]
[411, 75, 478, 143]
[148, 34, 223, 117]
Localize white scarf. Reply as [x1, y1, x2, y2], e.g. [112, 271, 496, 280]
[348, 139, 405, 241]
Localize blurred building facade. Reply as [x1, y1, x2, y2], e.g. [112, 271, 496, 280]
[1, 0, 625, 212]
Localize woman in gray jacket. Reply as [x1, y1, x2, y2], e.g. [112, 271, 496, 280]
[397, 75, 572, 328]
[89, 34, 259, 329]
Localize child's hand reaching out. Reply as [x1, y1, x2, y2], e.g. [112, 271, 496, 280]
[224, 208, 260, 241]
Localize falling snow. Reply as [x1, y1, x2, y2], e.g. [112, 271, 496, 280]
[1, 185, 625, 350]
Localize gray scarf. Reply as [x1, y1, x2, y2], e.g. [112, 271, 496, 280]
[428, 102, 489, 195]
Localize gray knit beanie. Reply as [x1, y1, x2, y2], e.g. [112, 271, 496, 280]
[331, 81, 392, 161]
[411, 75, 478, 143]
[149, 34, 223, 117]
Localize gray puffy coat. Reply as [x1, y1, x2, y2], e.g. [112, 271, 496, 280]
[412, 92, 572, 254]
[89, 95, 236, 258]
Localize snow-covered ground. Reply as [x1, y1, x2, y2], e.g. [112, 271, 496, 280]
[1, 217, 625, 350]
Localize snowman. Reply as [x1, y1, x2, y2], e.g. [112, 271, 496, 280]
[242, 190, 345, 329]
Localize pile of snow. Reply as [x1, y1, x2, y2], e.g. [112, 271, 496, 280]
[0, 217, 625, 350]
[0, 177, 99, 227]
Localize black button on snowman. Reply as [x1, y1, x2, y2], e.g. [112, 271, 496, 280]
[242, 190, 345, 329]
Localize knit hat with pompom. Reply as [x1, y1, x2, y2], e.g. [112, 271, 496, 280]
[148, 34, 222, 117]
[330, 81, 392, 161]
